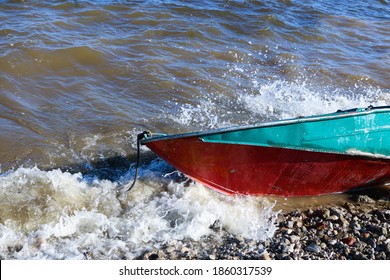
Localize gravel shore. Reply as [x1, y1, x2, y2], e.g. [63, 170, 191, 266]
[139, 189, 390, 260]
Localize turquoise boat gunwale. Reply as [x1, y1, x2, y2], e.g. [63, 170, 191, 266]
[142, 106, 390, 142]
[141, 105, 390, 158]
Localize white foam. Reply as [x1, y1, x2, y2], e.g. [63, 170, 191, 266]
[0, 165, 277, 259]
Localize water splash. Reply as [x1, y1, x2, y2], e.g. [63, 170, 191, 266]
[240, 79, 388, 120]
[0, 164, 277, 259]
[169, 77, 388, 131]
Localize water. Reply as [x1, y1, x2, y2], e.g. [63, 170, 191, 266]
[0, 0, 389, 259]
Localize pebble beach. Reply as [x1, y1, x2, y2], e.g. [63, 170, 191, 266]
[139, 189, 390, 260]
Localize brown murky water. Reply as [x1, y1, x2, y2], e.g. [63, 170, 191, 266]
[0, 0, 389, 259]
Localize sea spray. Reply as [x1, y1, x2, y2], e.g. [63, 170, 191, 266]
[241, 80, 388, 120]
[170, 78, 389, 131]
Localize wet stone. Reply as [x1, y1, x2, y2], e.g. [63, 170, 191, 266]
[327, 215, 339, 221]
[366, 238, 377, 249]
[305, 243, 321, 253]
[328, 239, 337, 245]
[322, 209, 331, 219]
[341, 237, 356, 246]
[290, 235, 300, 243]
[357, 195, 376, 204]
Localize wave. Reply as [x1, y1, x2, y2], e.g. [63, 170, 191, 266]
[0, 164, 277, 259]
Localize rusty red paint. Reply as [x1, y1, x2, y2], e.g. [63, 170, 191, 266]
[145, 136, 390, 197]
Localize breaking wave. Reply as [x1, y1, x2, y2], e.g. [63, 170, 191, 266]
[0, 164, 278, 259]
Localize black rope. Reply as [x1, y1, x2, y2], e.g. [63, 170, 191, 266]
[126, 131, 151, 192]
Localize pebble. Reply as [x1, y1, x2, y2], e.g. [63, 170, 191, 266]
[341, 237, 356, 246]
[305, 243, 321, 253]
[366, 238, 377, 248]
[290, 235, 300, 243]
[166, 246, 175, 253]
[181, 247, 190, 253]
[282, 244, 295, 253]
[328, 215, 339, 221]
[328, 239, 337, 246]
[236, 235, 245, 243]
[339, 216, 349, 227]
[357, 195, 376, 204]
[323, 209, 331, 219]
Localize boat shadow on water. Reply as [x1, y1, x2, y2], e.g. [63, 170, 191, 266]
[50, 151, 178, 185]
[346, 182, 390, 202]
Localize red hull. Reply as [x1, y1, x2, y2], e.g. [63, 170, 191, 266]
[145, 136, 390, 196]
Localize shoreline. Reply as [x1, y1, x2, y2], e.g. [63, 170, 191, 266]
[139, 191, 390, 260]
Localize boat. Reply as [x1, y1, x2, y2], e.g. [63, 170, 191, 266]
[139, 106, 390, 197]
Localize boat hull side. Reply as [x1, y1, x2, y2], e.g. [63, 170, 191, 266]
[145, 136, 390, 196]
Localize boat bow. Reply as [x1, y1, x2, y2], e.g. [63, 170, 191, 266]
[140, 106, 390, 196]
